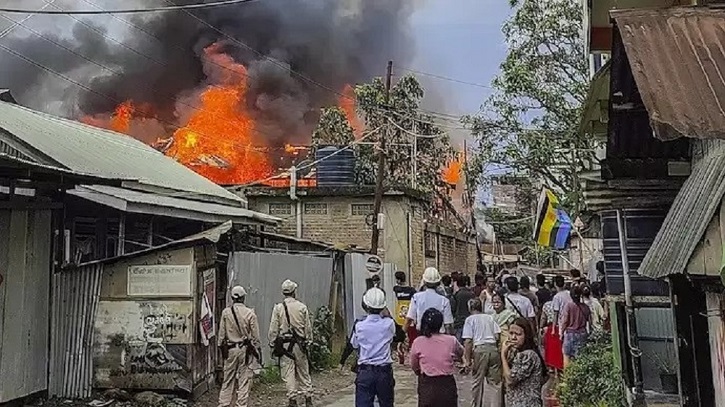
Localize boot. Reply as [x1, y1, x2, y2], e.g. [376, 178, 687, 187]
[305, 396, 313, 407]
[287, 398, 298, 407]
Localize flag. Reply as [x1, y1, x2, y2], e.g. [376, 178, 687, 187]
[533, 188, 573, 250]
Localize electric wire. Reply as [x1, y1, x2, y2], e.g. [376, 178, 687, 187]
[0, 0, 54, 37]
[0, 12, 283, 150]
[234, 125, 382, 187]
[0, 0, 257, 15]
[398, 66, 493, 90]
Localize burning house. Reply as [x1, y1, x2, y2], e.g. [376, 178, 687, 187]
[0, 0, 419, 187]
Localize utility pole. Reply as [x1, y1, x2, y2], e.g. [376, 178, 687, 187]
[370, 60, 393, 255]
[616, 209, 647, 407]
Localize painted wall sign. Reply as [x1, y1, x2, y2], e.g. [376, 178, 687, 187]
[127, 265, 192, 297]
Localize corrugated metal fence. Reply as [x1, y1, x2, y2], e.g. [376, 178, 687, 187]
[49, 263, 103, 399]
[636, 307, 676, 391]
[228, 252, 333, 362]
[0, 209, 52, 403]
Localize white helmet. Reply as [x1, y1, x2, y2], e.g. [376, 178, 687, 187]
[281, 279, 298, 294]
[362, 287, 386, 309]
[422, 267, 442, 284]
[231, 285, 247, 299]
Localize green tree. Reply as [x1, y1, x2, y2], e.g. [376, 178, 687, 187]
[311, 107, 355, 147]
[354, 75, 455, 194]
[466, 0, 596, 212]
[312, 75, 455, 195]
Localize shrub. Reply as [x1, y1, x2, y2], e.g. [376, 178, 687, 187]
[557, 331, 626, 407]
[308, 306, 335, 372]
[256, 365, 282, 384]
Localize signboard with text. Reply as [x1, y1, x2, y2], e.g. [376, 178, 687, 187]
[127, 265, 192, 297]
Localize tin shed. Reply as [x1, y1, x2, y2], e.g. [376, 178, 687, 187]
[88, 222, 230, 395]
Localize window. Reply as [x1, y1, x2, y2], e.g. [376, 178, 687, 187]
[424, 231, 437, 258]
[351, 203, 375, 216]
[304, 203, 328, 215]
[268, 203, 291, 216]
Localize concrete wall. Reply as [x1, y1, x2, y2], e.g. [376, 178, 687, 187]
[248, 195, 478, 285]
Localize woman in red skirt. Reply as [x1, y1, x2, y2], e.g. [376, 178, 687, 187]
[541, 300, 564, 372]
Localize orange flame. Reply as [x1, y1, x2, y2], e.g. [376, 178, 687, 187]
[81, 100, 134, 134]
[442, 153, 463, 186]
[165, 44, 273, 184]
[82, 43, 274, 185]
[340, 84, 363, 138]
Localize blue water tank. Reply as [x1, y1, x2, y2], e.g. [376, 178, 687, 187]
[315, 146, 355, 186]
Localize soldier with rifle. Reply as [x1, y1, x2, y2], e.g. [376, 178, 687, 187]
[217, 286, 262, 407]
[268, 280, 314, 407]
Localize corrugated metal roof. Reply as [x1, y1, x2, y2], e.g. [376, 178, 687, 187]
[612, 7, 725, 141]
[69, 185, 279, 225]
[0, 152, 125, 186]
[0, 101, 244, 205]
[638, 148, 725, 279]
[578, 61, 610, 139]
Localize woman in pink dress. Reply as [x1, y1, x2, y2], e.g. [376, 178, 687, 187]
[410, 308, 463, 407]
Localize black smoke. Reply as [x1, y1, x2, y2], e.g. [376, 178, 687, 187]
[0, 0, 416, 144]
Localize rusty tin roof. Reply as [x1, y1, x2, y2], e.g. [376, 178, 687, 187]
[612, 7, 725, 140]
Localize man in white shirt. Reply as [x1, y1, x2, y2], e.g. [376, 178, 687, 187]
[551, 275, 573, 325]
[462, 298, 502, 407]
[480, 275, 497, 315]
[404, 267, 454, 335]
[503, 276, 536, 327]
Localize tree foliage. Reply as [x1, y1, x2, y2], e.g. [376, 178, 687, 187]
[557, 332, 626, 407]
[312, 107, 355, 147]
[466, 0, 597, 212]
[313, 75, 455, 195]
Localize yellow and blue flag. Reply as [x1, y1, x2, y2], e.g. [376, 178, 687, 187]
[533, 188, 572, 249]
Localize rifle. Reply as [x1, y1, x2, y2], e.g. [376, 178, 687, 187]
[272, 301, 306, 360]
[228, 305, 263, 366]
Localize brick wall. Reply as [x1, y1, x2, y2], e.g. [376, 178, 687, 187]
[247, 193, 477, 285]
[247, 196, 373, 250]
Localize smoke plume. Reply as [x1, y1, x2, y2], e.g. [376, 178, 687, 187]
[0, 0, 417, 145]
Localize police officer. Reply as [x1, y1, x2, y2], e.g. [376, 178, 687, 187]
[404, 267, 454, 336]
[268, 280, 314, 407]
[218, 286, 261, 407]
[352, 287, 396, 407]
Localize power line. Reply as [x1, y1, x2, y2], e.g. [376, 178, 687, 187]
[398, 67, 494, 90]
[387, 116, 449, 139]
[0, 0, 257, 15]
[0, 12, 281, 151]
[236, 126, 382, 187]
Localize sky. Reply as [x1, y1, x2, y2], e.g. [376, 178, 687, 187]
[410, 0, 512, 119]
[410, 0, 513, 204]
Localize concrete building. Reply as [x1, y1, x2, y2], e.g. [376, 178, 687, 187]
[236, 185, 478, 284]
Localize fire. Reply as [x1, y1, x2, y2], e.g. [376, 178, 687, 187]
[82, 43, 274, 185]
[78, 46, 375, 187]
[442, 153, 463, 186]
[110, 101, 133, 133]
[165, 44, 273, 184]
[80, 100, 134, 134]
[340, 84, 364, 137]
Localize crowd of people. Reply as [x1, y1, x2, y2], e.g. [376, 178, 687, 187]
[344, 266, 608, 407]
[213, 267, 608, 407]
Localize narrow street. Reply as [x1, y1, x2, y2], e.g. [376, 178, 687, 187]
[320, 367, 474, 407]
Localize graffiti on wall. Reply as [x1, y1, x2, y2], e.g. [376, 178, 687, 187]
[140, 302, 188, 342]
[117, 302, 189, 374]
[95, 300, 192, 381]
